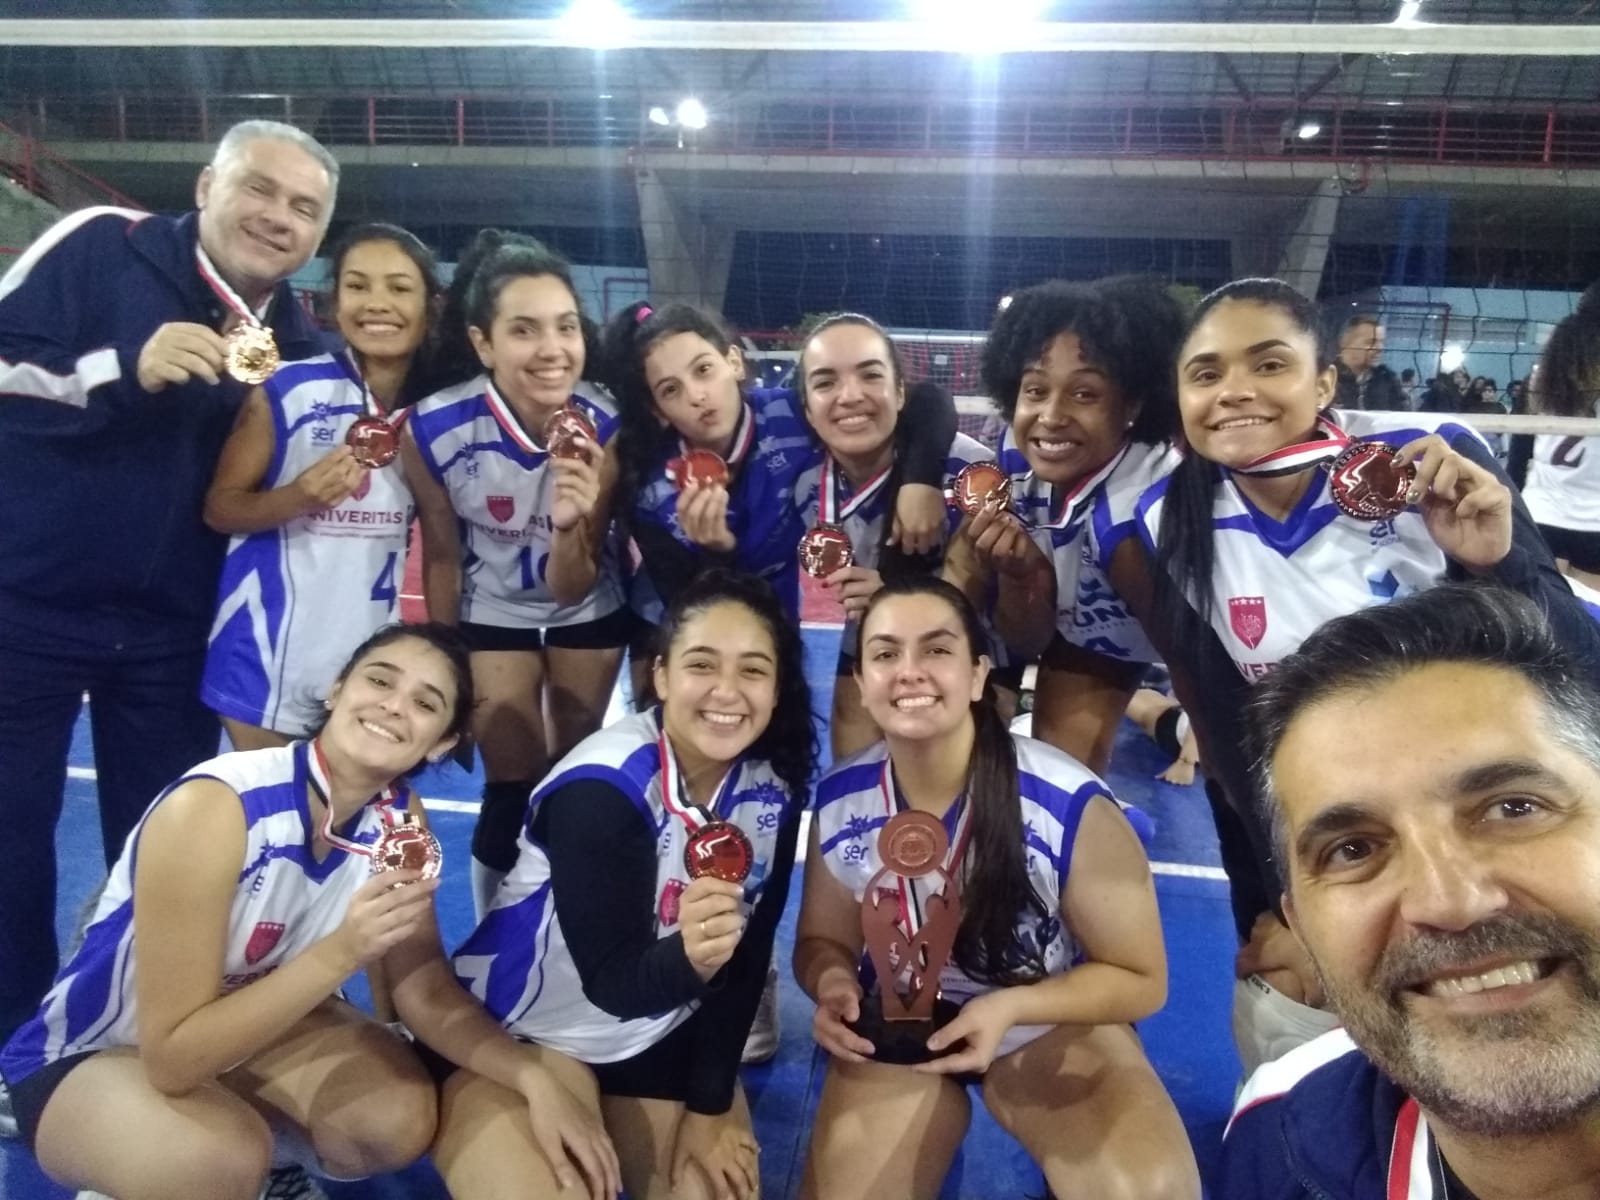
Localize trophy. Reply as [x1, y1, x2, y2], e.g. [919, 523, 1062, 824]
[849, 810, 965, 1064]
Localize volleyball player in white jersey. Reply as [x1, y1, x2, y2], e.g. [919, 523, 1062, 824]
[404, 230, 631, 917]
[1134, 276, 1600, 1079]
[946, 277, 1185, 774]
[795, 578, 1198, 1200]
[436, 571, 815, 1200]
[0, 624, 622, 1200]
[1523, 284, 1600, 591]
[203, 224, 440, 751]
[790, 312, 999, 758]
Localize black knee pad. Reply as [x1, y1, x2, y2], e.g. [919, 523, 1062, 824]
[472, 780, 536, 871]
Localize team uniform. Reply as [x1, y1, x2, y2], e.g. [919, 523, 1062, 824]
[629, 389, 815, 625]
[1221, 1030, 1463, 1199]
[452, 710, 800, 1073]
[812, 734, 1112, 1061]
[1521, 420, 1600, 571]
[1009, 436, 1178, 665]
[409, 377, 626, 638]
[202, 354, 413, 734]
[0, 743, 413, 1146]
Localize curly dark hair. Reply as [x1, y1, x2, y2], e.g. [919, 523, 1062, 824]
[599, 301, 742, 526]
[303, 622, 476, 774]
[654, 567, 818, 798]
[430, 228, 601, 392]
[979, 275, 1187, 446]
[1533, 282, 1600, 419]
[320, 223, 446, 410]
[857, 576, 1050, 987]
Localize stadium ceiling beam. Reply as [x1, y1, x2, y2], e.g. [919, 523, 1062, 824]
[6, 19, 1598, 57]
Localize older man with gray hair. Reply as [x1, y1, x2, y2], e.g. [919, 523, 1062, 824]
[0, 121, 338, 1122]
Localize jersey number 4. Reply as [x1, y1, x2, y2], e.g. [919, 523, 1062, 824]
[370, 551, 399, 603]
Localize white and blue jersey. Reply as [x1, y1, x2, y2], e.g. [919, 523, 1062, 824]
[1221, 1030, 1453, 1199]
[1135, 412, 1480, 680]
[202, 354, 413, 735]
[452, 710, 800, 1063]
[0, 743, 411, 1085]
[630, 388, 816, 622]
[409, 378, 625, 629]
[812, 733, 1106, 1058]
[1522, 416, 1600, 533]
[1009, 436, 1177, 665]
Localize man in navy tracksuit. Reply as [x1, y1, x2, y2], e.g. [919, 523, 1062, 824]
[1221, 586, 1600, 1200]
[0, 121, 337, 1077]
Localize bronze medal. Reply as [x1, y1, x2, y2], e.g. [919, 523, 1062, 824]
[684, 820, 754, 883]
[345, 416, 399, 469]
[371, 813, 443, 882]
[224, 324, 280, 386]
[878, 810, 949, 879]
[1327, 441, 1414, 521]
[666, 448, 730, 491]
[544, 407, 599, 460]
[950, 462, 1012, 515]
[799, 524, 854, 579]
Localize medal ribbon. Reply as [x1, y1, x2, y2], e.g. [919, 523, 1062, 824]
[483, 379, 554, 456]
[337, 349, 410, 427]
[679, 400, 756, 470]
[657, 722, 740, 837]
[1040, 442, 1130, 530]
[1229, 414, 1350, 478]
[878, 759, 974, 979]
[819, 454, 892, 526]
[194, 243, 268, 328]
[308, 738, 402, 856]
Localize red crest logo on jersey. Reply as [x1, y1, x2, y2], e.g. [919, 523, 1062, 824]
[351, 472, 372, 502]
[1228, 596, 1268, 650]
[657, 878, 686, 928]
[487, 495, 515, 524]
[245, 921, 286, 965]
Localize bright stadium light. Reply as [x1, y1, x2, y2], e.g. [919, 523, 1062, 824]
[647, 105, 671, 126]
[908, 0, 1051, 51]
[1395, 0, 1424, 25]
[676, 98, 708, 130]
[556, 0, 633, 49]
[1440, 344, 1466, 372]
[1297, 120, 1323, 140]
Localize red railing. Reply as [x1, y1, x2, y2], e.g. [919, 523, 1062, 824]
[15, 93, 1600, 170]
[0, 120, 144, 212]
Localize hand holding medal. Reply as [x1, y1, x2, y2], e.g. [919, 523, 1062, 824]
[545, 406, 604, 532]
[1393, 432, 1514, 571]
[673, 463, 737, 552]
[195, 243, 280, 386]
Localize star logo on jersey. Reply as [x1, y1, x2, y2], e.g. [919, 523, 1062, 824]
[310, 400, 333, 424]
[351, 471, 372, 502]
[487, 495, 515, 524]
[1228, 595, 1268, 650]
[657, 878, 685, 928]
[245, 921, 286, 965]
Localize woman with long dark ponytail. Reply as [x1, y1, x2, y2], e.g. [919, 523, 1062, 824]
[794, 576, 1196, 1200]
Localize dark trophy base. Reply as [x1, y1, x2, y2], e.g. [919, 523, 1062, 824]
[848, 991, 964, 1065]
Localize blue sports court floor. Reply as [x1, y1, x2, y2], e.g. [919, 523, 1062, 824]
[1, 627, 1240, 1199]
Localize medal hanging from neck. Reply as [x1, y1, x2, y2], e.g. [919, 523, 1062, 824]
[482, 378, 552, 458]
[658, 726, 753, 884]
[800, 455, 888, 578]
[309, 739, 442, 882]
[196, 243, 280, 386]
[1039, 443, 1130, 531]
[341, 351, 407, 469]
[1230, 413, 1415, 522]
[948, 461, 1012, 516]
[877, 761, 973, 991]
[543, 405, 599, 460]
[665, 402, 754, 492]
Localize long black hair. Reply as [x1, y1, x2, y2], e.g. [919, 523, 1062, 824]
[322, 222, 446, 410]
[1153, 278, 1333, 644]
[857, 576, 1049, 987]
[431, 228, 601, 391]
[980, 275, 1186, 447]
[304, 622, 476, 773]
[600, 300, 743, 526]
[1533, 282, 1600, 419]
[655, 568, 818, 799]
[794, 311, 932, 578]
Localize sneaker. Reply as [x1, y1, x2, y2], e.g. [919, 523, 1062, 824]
[260, 1166, 330, 1200]
[741, 964, 780, 1064]
[0, 1079, 17, 1140]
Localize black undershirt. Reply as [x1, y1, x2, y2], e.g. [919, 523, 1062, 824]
[529, 777, 800, 1115]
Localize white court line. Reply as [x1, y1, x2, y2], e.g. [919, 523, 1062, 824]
[64, 767, 1227, 880]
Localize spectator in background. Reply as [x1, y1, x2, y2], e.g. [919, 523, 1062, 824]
[0, 119, 336, 1127]
[1399, 366, 1419, 408]
[1332, 314, 1406, 411]
[1420, 365, 1470, 414]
